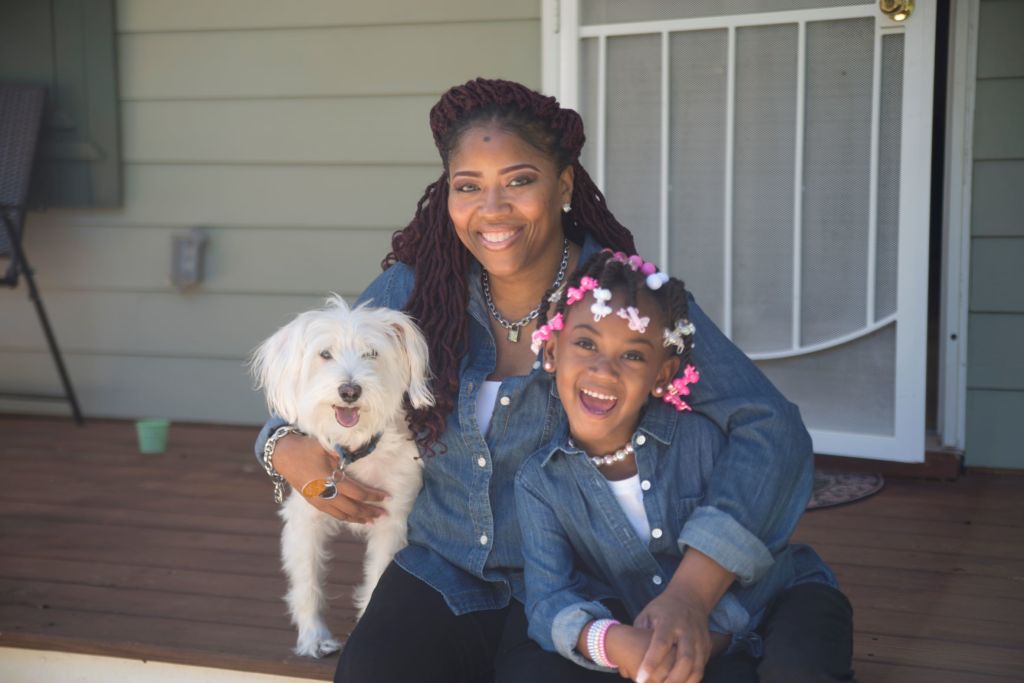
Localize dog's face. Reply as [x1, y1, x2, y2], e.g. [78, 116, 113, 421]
[251, 296, 433, 447]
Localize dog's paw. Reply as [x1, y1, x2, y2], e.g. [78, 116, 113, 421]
[294, 634, 343, 658]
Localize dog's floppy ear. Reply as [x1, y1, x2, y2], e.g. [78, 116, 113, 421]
[249, 312, 314, 423]
[384, 311, 434, 410]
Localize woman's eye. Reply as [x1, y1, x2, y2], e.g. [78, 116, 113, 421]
[454, 182, 479, 193]
[508, 175, 534, 187]
[319, 350, 332, 360]
[362, 349, 379, 360]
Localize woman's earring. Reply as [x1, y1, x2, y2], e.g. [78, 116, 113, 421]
[652, 385, 664, 397]
[543, 360, 555, 373]
[562, 202, 571, 214]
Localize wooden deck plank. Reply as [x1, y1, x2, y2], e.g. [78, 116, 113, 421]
[1, 415, 1024, 681]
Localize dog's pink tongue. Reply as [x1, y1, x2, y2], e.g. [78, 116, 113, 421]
[334, 406, 360, 428]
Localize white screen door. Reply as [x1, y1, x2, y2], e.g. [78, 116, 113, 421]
[548, 0, 936, 461]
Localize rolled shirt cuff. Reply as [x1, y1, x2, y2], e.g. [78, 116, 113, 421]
[551, 600, 616, 672]
[254, 415, 289, 461]
[678, 506, 774, 585]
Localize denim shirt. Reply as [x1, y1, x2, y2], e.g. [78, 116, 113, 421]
[515, 401, 836, 670]
[255, 235, 817, 616]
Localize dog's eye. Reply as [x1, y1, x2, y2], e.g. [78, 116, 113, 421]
[319, 350, 332, 360]
[362, 349, 378, 360]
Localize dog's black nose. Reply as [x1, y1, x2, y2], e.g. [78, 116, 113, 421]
[338, 383, 362, 403]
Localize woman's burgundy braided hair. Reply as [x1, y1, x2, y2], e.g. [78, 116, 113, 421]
[382, 78, 636, 452]
[537, 250, 696, 369]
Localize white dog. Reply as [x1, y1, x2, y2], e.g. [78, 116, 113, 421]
[251, 295, 432, 658]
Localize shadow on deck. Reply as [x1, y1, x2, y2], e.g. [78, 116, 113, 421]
[1, 415, 1022, 681]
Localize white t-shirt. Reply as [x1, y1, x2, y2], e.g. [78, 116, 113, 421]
[605, 474, 652, 541]
[475, 380, 502, 436]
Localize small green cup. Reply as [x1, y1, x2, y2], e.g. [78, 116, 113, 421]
[135, 419, 170, 454]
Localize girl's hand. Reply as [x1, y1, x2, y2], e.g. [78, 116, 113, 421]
[604, 625, 654, 681]
[633, 590, 710, 683]
[272, 432, 388, 523]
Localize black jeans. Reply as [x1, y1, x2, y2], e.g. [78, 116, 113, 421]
[336, 563, 855, 683]
[704, 582, 857, 683]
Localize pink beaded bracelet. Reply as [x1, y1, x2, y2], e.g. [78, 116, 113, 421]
[586, 618, 620, 668]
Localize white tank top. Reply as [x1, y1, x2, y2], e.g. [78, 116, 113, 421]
[475, 380, 502, 436]
[605, 473, 651, 541]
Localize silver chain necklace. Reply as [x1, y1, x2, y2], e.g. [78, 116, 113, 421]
[481, 238, 570, 343]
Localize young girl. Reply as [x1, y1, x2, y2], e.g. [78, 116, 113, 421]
[515, 250, 852, 682]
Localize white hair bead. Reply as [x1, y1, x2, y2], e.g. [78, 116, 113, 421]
[646, 272, 669, 290]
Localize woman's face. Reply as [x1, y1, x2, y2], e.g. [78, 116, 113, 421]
[545, 289, 680, 455]
[447, 123, 573, 280]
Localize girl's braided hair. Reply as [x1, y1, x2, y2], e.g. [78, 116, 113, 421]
[383, 78, 636, 451]
[537, 250, 696, 369]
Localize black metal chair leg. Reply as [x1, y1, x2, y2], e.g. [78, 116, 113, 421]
[1, 213, 84, 424]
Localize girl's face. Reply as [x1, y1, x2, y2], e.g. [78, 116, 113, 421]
[544, 289, 680, 456]
[447, 124, 573, 280]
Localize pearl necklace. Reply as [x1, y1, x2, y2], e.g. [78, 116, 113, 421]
[570, 437, 637, 468]
[481, 238, 570, 343]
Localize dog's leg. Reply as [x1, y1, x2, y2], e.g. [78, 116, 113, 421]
[352, 495, 414, 618]
[280, 492, 343, 657]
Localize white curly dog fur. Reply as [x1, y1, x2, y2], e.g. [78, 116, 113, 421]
[251, 295, 432, 658]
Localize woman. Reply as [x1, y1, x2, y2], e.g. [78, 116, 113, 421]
[256, 78, 853, 683]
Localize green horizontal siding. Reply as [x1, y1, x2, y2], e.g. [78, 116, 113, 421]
[123, 97, 439, 164]
[0, 351, 265, 424]
[966, 0, 1024, 468]
[976, 0, 1024, 79]
[119, 21, 540, 100]
[118, 0, 539, 33]
[971, 161, 1024, 237]
[965, 390, 1024, 470]
[2, 0, 541, 424]
[21, 222, 395, 294]
[967, 314, 1024, 391]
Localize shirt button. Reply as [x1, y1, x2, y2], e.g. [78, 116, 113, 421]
[479, 534, 489, 546]
[477, 457, 487, 468]
[652, 575, 663, 586]
[635, 434, 647, 446]
[640, 480, 652, 491]
[499, 395, 511, 406]
[651, 528, 663, 539]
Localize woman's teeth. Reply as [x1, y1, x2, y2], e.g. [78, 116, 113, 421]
[480, 230, 516, 244]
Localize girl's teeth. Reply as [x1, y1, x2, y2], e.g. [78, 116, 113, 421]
[582, 388, 616, 401]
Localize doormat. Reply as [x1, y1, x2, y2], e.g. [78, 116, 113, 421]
[807, 470, 884, 510]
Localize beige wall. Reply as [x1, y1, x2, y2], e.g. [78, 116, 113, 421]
[0, 0, 541, 424]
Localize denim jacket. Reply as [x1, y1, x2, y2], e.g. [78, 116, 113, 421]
[255, 235, 816, 616]
[515, 401, 835, 670]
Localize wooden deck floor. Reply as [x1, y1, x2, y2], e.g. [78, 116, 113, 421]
[1, 415, 1022, 681]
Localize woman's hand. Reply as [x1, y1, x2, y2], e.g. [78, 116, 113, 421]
[272, 432, 388, 523]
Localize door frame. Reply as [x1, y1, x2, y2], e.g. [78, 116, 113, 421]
[938, 0, 979, 451]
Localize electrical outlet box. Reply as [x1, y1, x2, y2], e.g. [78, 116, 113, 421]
[171, 227, 208, 290]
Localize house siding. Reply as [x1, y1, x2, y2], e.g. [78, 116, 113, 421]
[0, 0, 540, 424]
[964, 0, 1024, 468]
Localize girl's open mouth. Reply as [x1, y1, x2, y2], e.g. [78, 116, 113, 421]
[579, 388, 617, 416]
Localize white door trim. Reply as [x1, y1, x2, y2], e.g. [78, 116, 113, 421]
[939, 0, 980, 449]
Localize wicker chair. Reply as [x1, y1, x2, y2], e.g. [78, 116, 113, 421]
[0, 83, 83, 424]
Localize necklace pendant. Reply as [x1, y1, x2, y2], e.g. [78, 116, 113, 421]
[507, 327, 520, 343]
